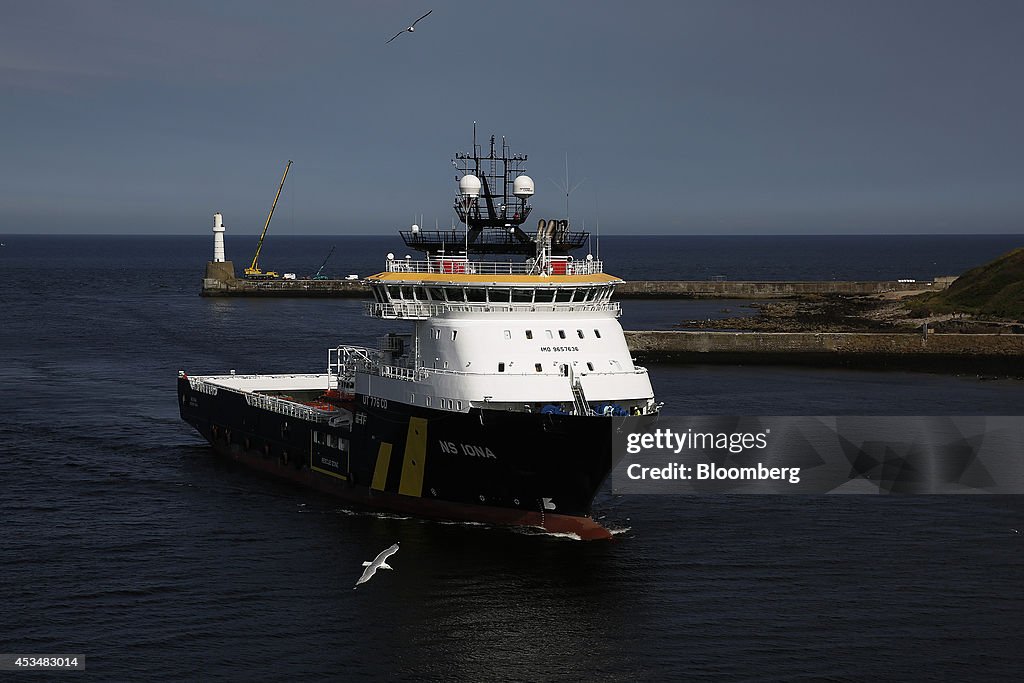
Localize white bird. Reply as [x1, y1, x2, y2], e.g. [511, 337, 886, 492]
[386, 10, 432, 44]
[354, 543, 400, 588]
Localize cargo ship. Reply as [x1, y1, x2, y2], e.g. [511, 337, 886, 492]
[177, 131, 659, 539]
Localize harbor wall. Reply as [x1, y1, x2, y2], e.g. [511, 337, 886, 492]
[624, 330, 1024, 373]
[200, 270, 953, 299]
[614, 279, 951, 298]
[201, 276, 369, 298]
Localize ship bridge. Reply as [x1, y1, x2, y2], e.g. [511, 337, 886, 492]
[364, 254, 620, 320]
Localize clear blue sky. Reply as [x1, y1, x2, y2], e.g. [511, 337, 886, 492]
[3, 0, 1023, 235]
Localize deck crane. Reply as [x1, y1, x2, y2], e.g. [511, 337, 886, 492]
[312, 245, 336, 280]
[244, 160, 292, 279]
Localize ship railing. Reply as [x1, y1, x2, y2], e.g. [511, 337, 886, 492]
[380, 364, 419, 381]
[417, 364, 649, 378]
[188, 377, 220, 396]
[328, 345, 424, 385]
[244, 392, 333, 423]
[329, 345, 381, 385]
[384, 258, 604, 275]
[365, 301, 621, 319]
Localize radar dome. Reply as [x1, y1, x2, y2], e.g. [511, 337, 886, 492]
[513, 175, 535, 198]
[459, 174, 481, 197]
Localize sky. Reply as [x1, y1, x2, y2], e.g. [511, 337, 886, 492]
[2, 0, 1023, 235]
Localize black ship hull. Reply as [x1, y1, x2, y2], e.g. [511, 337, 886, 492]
[177, 377, 629, 539]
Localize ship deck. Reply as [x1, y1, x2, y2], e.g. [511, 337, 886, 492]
[191, 372, 332, 394]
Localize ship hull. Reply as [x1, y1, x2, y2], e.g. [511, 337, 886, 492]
[177, 377, 629, 539]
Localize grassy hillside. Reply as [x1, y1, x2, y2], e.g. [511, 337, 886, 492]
[915, 247, 1024, 319]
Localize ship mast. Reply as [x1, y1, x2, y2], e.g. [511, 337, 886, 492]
[399, 128, 590, 256]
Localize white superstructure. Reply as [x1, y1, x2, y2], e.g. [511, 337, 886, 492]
[329, 234, 657, 417]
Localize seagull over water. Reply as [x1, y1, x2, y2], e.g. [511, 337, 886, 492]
[386, 9, 433, 44]
[354, 543, 400, 588]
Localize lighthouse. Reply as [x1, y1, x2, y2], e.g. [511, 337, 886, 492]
[203, 211, 236, 288]
[213, 212, 226, 262]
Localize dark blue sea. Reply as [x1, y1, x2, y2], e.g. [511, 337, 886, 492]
[1, 234, 1022, 681]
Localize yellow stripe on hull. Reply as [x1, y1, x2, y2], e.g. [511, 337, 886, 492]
[398, 417, 428, 498]
[311, 466, 348, 481]
[371, 442, 393, 491]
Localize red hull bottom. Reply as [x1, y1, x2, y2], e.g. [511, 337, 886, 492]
[211, 440, 614, 541]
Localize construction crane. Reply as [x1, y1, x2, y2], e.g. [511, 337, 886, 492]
[244, 160, 292, 279]
[312, 245, 336, 280]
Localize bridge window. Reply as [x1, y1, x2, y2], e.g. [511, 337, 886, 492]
[594, 329, 602, 338]
[498, 362, 505, 372]
[466, 288, 487, 302]
[451, 330, 458, 341]
[489, 288, 510, 303]
[587, 362, 594, 371]
[535, 363, 542, 372]
[387, 285, 400, 299]
[512, 289, 533, 303]
[413, 287, 428, 300]
[577, 329, 584, 339]
[525, 330, 533, 340]
[545, 330, 553, 339]
[427, 287, 446, 301]
[536, 289, 556, 303]
[555, 289, 573, 302]
[504, 330, 511, 340]
[558, 330, 566, 339]
[432, 328, 440, 340]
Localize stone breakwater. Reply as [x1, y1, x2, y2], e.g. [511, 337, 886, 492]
[201, 271, 952, 299]
[624, 330, 1024, 374]
[614, 279, 952, 299]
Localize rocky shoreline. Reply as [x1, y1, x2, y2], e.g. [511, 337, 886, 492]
[678, 293, 1024, 335]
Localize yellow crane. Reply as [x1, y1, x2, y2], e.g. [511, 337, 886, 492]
[244, 160, 292, 279]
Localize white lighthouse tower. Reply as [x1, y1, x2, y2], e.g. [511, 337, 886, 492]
[203, 211, 236, 290]
[213, 212, 226, 263]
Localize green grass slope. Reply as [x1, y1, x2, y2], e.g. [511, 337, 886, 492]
[915, 247, 1024, 319]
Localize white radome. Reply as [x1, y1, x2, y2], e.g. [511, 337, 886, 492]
[459, 174, 482, 197]
[513, 174, 535, 198]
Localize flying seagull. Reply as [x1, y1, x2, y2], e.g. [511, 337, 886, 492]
[386, 10, 433, 44]
[354, 543, 400, 588]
